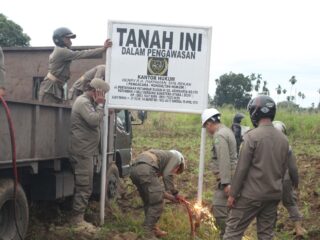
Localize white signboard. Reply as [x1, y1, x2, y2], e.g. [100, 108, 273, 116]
[107, 21, 212, 113]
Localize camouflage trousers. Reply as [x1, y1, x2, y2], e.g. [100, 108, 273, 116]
[130, 163, 164, 230]
[212, 184, 229, 239]
[223, 196, 279, 240]
[282, 179, 302, 222]
[71, 155, 94, 214]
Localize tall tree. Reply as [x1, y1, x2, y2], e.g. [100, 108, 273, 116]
[0, 14, 31, 47]
[276, 84, 282, 103]
[276, 85, 282, 95]
[249, 73, 262, 93]
[301, 93, 305, 106]
[213, 72, 252, 109]
[289, 76, 297, 102]
[262, 80, 269, 95]
[297, 91, 302, 105]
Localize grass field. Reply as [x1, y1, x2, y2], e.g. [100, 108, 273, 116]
[26, 108, 320, 240]
[129, 109, 320, 240]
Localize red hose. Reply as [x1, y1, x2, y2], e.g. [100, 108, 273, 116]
[0, 96, 22, 239]
[179, 198, 195, 238]
[0, 96, 18, 183]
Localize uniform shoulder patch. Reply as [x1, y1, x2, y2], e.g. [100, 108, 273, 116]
[214, 137, 220, 145]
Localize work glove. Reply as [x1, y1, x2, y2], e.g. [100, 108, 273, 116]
[174, 194, 186, 203]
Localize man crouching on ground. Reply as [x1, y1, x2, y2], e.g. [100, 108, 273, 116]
[130, 149, 186, 238]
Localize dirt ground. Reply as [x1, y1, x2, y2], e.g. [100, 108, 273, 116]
[25, 153, 320, 240]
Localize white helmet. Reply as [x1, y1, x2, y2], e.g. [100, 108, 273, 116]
[170, 150, 185, 173]
[201, 108, 221, 127]
[273, 120, 287, 135]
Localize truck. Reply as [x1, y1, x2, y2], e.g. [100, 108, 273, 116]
[0, 47, 139, 240]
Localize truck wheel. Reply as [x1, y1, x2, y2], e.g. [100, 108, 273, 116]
[0, 178, 29, 240]
[105, 164, 120, 204]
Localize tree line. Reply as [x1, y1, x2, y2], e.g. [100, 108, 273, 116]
[1, 13, 319, 110]
[212, 72, 319, 110]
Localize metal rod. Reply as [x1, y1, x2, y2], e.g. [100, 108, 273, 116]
[100, 102, 109, 225]
[197, 128, 206, 204]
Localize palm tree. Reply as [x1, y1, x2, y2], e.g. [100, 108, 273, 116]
[298, 91, 302, 106]
[276, 85, 282, 103]
[276, 85, 282, 95]
[262, 81, 269, 95]
[289, 76, 297, 102]
[298, 91, 302, 98]
[252, 73, 262, 93]
[301, 93, 305, 107]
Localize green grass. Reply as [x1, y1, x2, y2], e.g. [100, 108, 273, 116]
[129, 108, 320, 240]
[26, 108, 320, 240]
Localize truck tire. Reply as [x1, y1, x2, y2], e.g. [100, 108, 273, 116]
[105, 163, 120, 204]
[0, 178, 29, 240]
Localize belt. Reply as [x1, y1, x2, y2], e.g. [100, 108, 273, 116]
[46, 72, 64, 84]
[79, 76, 85, 82]
[131, 161, 148, 167]
[141, 151, 157, 162]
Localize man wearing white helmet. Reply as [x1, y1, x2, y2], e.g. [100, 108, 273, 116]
[130, 149, 186, 238]
[273, 121, 306, 237]
[201, 108, 238, 238]
[69, 78, 109, 232]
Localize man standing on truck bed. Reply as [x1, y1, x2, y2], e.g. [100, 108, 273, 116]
[0, 46, 6, 97]
[130, 149, 186, 239]
[68, 64, 106, 101]
[38, 27, 112, 104]
[69, 78, 109, 232]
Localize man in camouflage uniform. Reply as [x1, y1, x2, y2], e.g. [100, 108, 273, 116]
[201, 108, 237, 238]
[231, 113, 245, 155]
[0, 47, 6, 97]
[224, 96, 289, 240]
[68, 64, 105, 101]
[69, 78, 109, 232]
[38, 27, 112, 104]
[273, 121, 306, 237]
[130, 149, 186, 238]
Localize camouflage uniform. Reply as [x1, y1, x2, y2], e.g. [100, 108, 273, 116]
[0, 47, 5, 90]
[211, 124, 237, 238]
[231, 123, 242, 154]
[69, 93, 104, 213]
[283, 147, 302, 222]
[38, 46, 105, 103]
[69, 65, 105, 100]
[224, 123, 289, 240]
[130, 150, 180, 231]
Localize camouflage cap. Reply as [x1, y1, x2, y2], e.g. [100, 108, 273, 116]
[89, 78, 110, 92]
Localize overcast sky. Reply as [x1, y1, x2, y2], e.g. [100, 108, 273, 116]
[2, 0, 320, 107]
